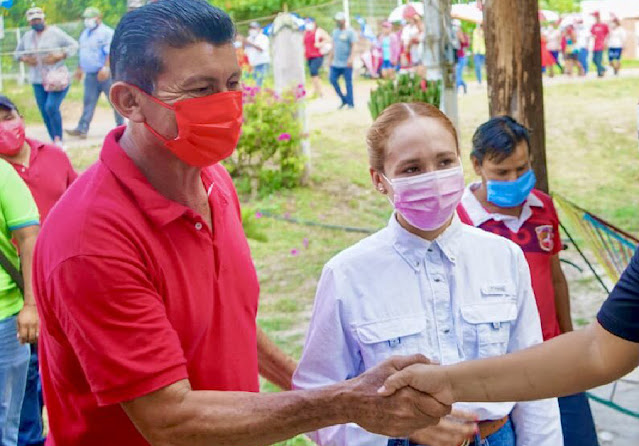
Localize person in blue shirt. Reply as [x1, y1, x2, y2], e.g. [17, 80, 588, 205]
[329, 12, 357, 110]
[66, 7, 123, 139]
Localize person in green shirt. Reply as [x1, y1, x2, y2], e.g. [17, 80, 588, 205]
[472, 24, 486, 85]
[0, 158, 40, 444]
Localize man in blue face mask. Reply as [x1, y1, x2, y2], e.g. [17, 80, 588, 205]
[456, 116, 600, 446]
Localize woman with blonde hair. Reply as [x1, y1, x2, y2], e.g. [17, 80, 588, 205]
[294, 102, 563, 446]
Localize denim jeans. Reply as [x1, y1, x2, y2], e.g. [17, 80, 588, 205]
[0, 315, 30, 446]
[388, 419, 516, 446]
[578, 49, 590, 74]
[329, 66, 354, 107]
[558, 393, 599, 446]
[17, 346, 44, 446]
[593, 50, 605, 76]
[252, 63, 269, 87]
[77, 72, 124, 134]
[456, 56, 468, 93]
[474, 54, 485, 84]
[33, 84, 69, 141]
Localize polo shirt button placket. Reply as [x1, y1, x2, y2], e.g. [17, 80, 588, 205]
[195, 222, 203, 231]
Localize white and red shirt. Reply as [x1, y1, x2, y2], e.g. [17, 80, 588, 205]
[457, 184, 563, 341]
[591, 23, 610, 51]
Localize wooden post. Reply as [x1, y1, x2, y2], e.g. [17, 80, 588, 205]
[484, 0, 548, 192]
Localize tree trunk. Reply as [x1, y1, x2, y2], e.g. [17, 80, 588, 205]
[484, 0, 548, 192]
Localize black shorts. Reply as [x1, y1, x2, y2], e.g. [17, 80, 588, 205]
[308, 56, 324, 76]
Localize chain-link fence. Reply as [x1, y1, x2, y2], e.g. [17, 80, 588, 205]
[0, 0, 406, 87]
[0, 21, 83, 87]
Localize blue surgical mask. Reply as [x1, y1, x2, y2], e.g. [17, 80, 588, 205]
[486, 169, 536, 208]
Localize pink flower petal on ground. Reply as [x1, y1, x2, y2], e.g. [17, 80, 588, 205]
[255, 212, 262, 219]
[291, 249, 299, 256]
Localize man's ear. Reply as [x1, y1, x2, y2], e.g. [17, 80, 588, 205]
[110, 82, 146, 123]
[471, 155, 483, 177]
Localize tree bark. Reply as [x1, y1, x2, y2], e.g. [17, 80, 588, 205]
[484, 0, 548, 192]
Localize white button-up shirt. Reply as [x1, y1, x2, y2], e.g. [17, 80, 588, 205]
[293, 214, 563, 446]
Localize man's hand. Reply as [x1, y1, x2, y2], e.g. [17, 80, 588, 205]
[344, 355, 451, 438]
[21, 55, 38, 67]
[17, 303, 39, 344]
[74, 68, 83, 81]
[409, 410, 477, 446]
[43, 52, 65, 65]
[379, 363, 455, 406]
[97, 66, 111, 82]
[346, 57, 353, 68]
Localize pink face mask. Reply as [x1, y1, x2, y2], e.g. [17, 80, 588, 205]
[385, 165, 465, 231]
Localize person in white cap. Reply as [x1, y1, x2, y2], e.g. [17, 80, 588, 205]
[14, 7, 78, 146]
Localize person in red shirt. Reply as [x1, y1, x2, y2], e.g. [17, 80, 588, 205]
[590, 11, 609, 77]
[0, 94, 77, 446]
[457, 116, 599, 446]
[31, 2, 450, 445]
[304, 17, 330, 98]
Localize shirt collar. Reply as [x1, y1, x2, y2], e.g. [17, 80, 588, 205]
[461, 182, 544, 229]
[389, 212, 462, 269]
[25, 138, 45, 164]
[99, 126, 209, 227]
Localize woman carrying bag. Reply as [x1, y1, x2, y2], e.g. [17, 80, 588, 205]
[14, 7, 78, 146]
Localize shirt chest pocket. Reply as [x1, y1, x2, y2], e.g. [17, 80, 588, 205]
[353, 314, 427, 369]
[461, 301, 518, 358]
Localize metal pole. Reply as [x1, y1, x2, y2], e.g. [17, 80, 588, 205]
[342, 0, 350, 26]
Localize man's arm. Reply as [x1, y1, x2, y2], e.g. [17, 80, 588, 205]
[257, 326, 297, 391]
[551, 255, 573, 333]
[122, 355, 451, 446]
[381, 322, 639, 405]
[14, 225, 40, 344]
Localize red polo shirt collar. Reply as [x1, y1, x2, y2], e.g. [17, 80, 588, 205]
[99, 127, 229, 227]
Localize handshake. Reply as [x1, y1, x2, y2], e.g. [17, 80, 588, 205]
[331, 354, 474, 445]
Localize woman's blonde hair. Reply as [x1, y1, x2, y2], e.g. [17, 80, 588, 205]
[366, 102, 459, 172]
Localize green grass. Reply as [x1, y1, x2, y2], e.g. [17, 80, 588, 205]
[2, 78, 110, 125]
[61, 74, 639, 446]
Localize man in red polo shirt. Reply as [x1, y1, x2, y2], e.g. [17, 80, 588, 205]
[457, 116, 599, 446]
[0, 94, 76, 446]
[590, 11, 609, 77]
[32, 2, 449, 445]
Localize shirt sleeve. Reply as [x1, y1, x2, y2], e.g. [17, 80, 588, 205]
[597, 248, 639, 342]
[508, 247, 564, 446]
[0, 161, 39, 230]
[56, 26, 79, 57]
[292, 265, 387, 446]
[548, 198, 563, 256]
[14, 34, 26, 61]
[44, 254, 189, 406]
[103, 28, 114, 56]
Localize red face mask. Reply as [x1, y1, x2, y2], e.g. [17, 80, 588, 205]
[143, 90, 243, 167]
[0, 118, 26, 156]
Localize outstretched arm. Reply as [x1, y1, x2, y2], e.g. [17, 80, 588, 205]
[381, 322, 638, 404]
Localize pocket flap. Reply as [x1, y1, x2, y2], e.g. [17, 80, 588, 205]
[355, 315, 427, 344]
[460, 302, 518, 324]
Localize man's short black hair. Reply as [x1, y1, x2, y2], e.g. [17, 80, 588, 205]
[110, 0, 235, 93]
[471, 115, 531, 164]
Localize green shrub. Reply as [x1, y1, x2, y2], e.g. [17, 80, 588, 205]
[225, 85, 306, 197]
[368, 74, 442, 120]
